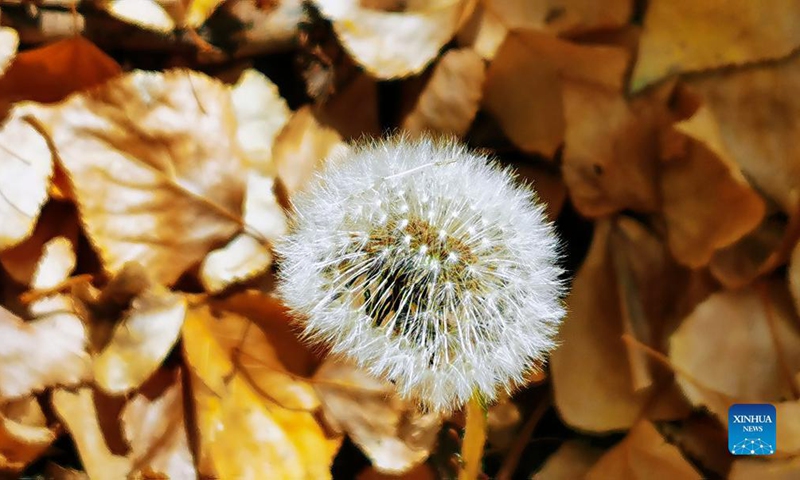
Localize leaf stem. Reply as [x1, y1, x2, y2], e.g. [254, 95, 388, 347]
[459, 392, 487, 480]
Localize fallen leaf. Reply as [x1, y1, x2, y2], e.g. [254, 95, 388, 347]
[199, 173, 287, 293]
[185, 0, 227, 28]
[182, 297, 337, 478]
[669, 281, 800, 409]
[103, 0, 176, 33]
[585, 421, 701, 479]
[730, 456, 800, 480]
[0, 36, 121, 104]
[510, 162, 567, 221]
[689, 54, 800, 214]
[402, 48, 485, 137]
[0, 27, 18, 77]
[533, 440, 603, 479]
[0, 110, 54, 251]
[230, 68, 291, 174]
[273, 106, 347, 197]
[315, 359, 443, 474]
[631, 0, 800, 91]
[483, 30, 629, 157]
[561, 81, 663, 216]
[317, 74, 381, 140]
[660, 105, 766, 267]
[122, 370, 197, 479]
[93, 288, 186, 395]
[0, 397, 56, 472]
[51, 388, 132, 480]
[31, 69, 248, 285]
[314, 0, 477, 79]
[660, 416, 731, 477]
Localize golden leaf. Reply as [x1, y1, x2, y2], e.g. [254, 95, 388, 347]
[0, 110, 53, 251]
[402, 48, 485, 137]
[32, 69, 248, 285]
[313, 0, 477, 79]
[631, 0, 800, 91]
[0, 397, 56, 472]
[315, 359, 443, 474]
[93, 288, 186, 395]
[182, 294, 338, 479]
[585, 421, 701, 479]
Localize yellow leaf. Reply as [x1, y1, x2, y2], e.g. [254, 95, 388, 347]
[51, 388, 132, 479]
[585, 421, 701, 479]
[0, 110, 53, 251]
[0, 398, 56, 472]
[273, 106, 347, 197]
[632, 0, 800, 91]
[314, 0, 477, 79]
[182, 295, 338, 479]
[185, 0, 227, 28]
[0, 27, 18, 77]
[402, 48, 485, 137]
[31, 69, 249, 285]
[314, 359, 442, 474]
[93, 288, 187, 394]
[104, 0, 176, 33]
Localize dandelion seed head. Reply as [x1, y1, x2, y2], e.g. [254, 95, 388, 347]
[277, 136, 566, 412]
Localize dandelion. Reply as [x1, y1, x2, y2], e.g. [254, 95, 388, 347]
[277, 135, 565, 411]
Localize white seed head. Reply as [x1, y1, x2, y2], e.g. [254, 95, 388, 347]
[277, 136, 566, 412]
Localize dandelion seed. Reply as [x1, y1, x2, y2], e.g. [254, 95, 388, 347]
[276, 136, 566, 413]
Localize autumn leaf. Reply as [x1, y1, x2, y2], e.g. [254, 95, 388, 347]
[0, 397, 57, 472]
[533, 440, 603, 479]
[314, 0, 477, 79]
[315, 359, 443, 474]
[182, 294, 338, 478]
[632, 0, 800, 91]
[29, 69, 249, 286]
[0, 27, 18, 77]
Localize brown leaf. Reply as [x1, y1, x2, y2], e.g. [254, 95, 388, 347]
[402, 48, 485, 137]
[585, 421, 701, 479]
[0, 397, 56, 472]
[689, 55, 800, 214]
[730, 456, 800, 480]
[31, 69, 249, 286]
[182, 296, 338, 478]
[317, 74, 381, 140]
[93, 288, 186, 395]
[632, 0, 800, 91]
[314, 359, 443, 474]
[533, 440, 603, 479]
[273, 106, 347, 197]
[51, 388, 132, 480]
[660, 105, 766, 268]
[483, 31, 629, 157]
[122, 370, 197, 479]
[0, 36, 121, 104]
[313, 0, 477, 79]
[561, 82, 663, 216]
[0, 110, 54, 251]
[669, 282, 800, 411]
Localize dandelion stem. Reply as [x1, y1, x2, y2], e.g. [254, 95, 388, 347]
[459, 392, 488, 480]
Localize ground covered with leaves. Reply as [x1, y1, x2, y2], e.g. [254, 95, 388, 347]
[1, 0, 799, 479]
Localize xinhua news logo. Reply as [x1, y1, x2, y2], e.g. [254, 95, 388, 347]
[728, 404, 776, 456]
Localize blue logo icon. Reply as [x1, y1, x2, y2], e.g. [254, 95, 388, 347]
[728, 403, 776, 455]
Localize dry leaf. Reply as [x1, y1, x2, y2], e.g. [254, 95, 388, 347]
[669, 282, 800, 410]
[32, 69, 248, 286]
[561, 82, 662, 216]
[483, 31, 629, 157]
[0, 36, 121, 104]
[315, 359, 443, 474]
[104, 0, 176, 33]
[661, 416, 731, 477]
[93, 288, 186, 395]
[511, 163, 566, 222]
[183, 296, 337, 478]
[402, 48, 485, 136]
[317, 74, 381, 140]
[51, 388, 132, 480]
[273, 106, 347, 197]
[0, 397, 56, 472]
[0, 110, 54, 251]
[631, 0, 800, 91]
[533, 440, 603, 479]
[314, 0, 476, 79]
[199, 173, 286, 293]
[122, 371, 197, 479]
[0, 27, 18, 77]
[230, 68, 291, 174]
[660, 106, 766, 268]
[185, 0, 227, 28]
[730, 456, 800, 480]
[689, 56, 800, 214]
[585, 421, 701, 479]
